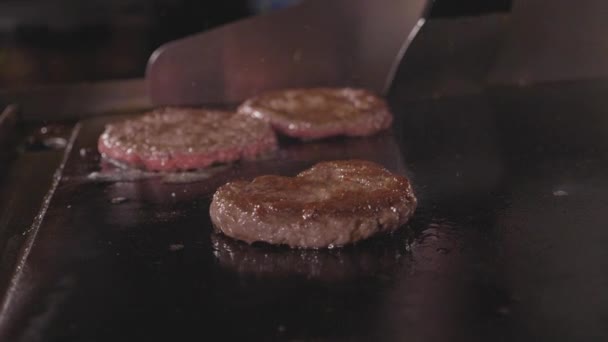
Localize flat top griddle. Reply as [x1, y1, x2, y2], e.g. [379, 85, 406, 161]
[2, 79, 608, 341]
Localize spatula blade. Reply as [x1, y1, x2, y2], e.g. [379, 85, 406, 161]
[146, 0, 431, 106]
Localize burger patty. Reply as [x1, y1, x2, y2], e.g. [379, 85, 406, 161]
[98, 108, 278, 171]
[238, 88, 393, 140]
[210, 160, 417, 249]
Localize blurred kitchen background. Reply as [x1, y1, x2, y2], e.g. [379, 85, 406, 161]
[0, 0, 511, 88]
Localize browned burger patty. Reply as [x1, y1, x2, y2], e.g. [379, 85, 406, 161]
[210, 160, 417, 248]
[98, 107, 277, 171]
[238, 88, 393, 140]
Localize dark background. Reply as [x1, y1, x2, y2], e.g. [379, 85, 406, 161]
[0, 0, 512, 88]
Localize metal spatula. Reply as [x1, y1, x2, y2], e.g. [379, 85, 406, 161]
[146, 0, 432, 106]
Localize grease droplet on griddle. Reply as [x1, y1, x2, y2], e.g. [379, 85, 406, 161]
[553, 190, 569, 196]
[110, 197, 128, 204]
[169, 244, 184, 251]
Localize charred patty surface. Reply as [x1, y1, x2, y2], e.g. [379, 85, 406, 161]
[210, 160, 417, 248]
[238, 88, 393, 139]
[98, 108, 277, 171]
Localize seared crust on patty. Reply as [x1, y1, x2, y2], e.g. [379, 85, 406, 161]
[98, 107, 277, 171]
[210, 160, 417, 248]
[238, 88, 393, 140]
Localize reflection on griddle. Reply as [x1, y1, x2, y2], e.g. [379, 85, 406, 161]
[211, 229, 413, 281]
[82, 158, 232, 184]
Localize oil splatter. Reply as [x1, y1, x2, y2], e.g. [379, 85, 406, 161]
[169, 244, 184, 251]
[553, 190, 569, 197]
[110, 197, 129, 204]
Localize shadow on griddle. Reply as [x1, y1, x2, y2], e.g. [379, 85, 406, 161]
[210, 226, 415, 281]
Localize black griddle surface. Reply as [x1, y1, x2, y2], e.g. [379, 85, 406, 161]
[2, 80, 608, 341]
